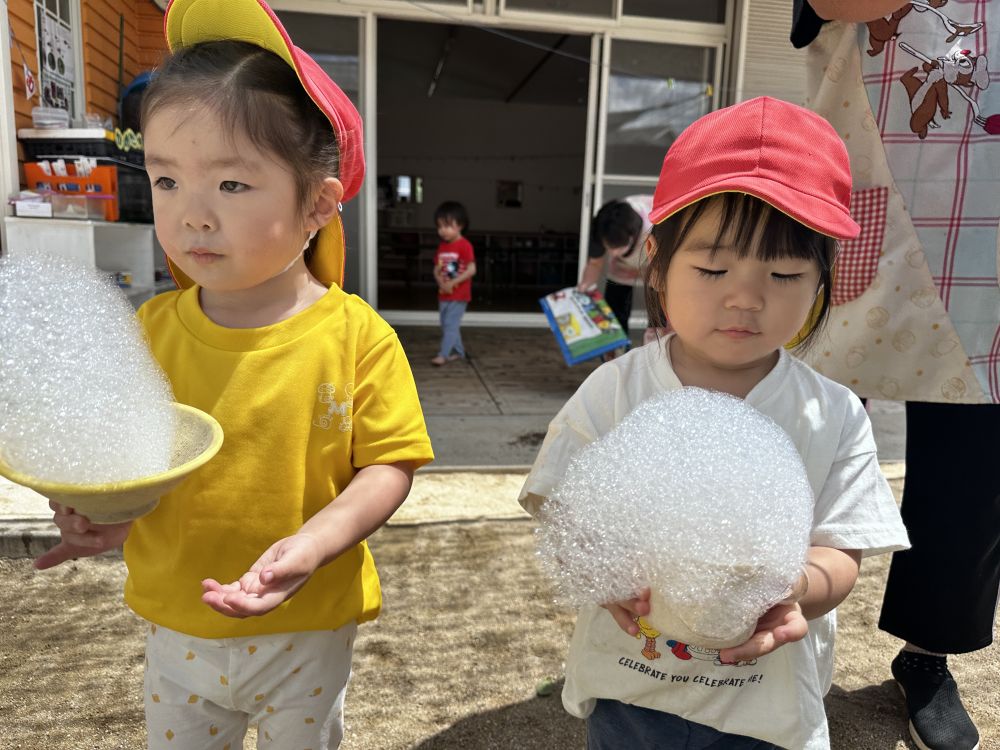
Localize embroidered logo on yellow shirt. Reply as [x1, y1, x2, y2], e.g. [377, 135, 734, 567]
[313, 382, 353, 432]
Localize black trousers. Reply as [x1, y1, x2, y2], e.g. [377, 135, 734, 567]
[878, 401, 1000, 653]
[604, 278, 635, 339]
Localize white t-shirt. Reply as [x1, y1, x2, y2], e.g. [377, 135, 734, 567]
[519, 335, 910, 749]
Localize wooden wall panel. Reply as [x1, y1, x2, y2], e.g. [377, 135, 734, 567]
[8, 0, 166, 182]
[136, 2, 167, 70]
[80, 0, 165, 121]
[81, 0, 141, 119]
[8, 0, 38, 131]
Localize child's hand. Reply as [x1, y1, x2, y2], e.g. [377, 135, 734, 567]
[34, 501, 133, 570]
[201, 532, 324, 618]
[718, 600, 809, 663]
[439, 281, 454, 294]
[601, 587, 651, 635]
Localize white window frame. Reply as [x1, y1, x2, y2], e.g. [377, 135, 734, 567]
[1, 11, 20, 228]
[271, 0, 729, 327]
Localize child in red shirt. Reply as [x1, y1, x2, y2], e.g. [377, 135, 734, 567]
[431, 201, 476, 366]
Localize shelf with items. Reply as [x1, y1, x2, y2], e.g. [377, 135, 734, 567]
[17, 128, 152, 224]
[3, 217, 162, 309]
[377, 227, 580, 301]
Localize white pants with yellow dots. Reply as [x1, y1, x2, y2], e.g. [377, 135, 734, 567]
[144, 621, 357, 750]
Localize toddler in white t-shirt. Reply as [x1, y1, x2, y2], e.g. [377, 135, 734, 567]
[520, 97, 910, 749]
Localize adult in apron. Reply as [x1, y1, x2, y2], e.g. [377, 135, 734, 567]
[793, 3, 998, 749]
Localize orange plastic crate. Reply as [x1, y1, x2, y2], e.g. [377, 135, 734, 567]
[23, 162, 119, 221]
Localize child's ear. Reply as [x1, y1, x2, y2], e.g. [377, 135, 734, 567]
[305, 177, 345, 232]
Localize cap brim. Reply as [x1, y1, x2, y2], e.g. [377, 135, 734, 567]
[167, 218, 345, 291]
[649, 177, 860, 241]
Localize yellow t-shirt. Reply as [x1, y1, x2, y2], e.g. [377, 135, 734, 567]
[124, 285, 434, 638]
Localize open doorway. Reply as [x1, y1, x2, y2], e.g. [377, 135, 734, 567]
[376, 19, 591, 313]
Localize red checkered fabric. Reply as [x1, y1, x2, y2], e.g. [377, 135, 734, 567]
[831, 187, 888, 306]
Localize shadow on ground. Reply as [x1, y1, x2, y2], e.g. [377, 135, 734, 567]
[412, 679, 585, 749]
[827, 680, 912, 748]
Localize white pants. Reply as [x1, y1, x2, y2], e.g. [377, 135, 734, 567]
[144, 621, 356, 750]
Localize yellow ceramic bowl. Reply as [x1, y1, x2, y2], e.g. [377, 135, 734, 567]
[0, 403, 223, 524]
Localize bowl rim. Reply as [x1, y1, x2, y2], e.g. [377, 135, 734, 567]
[0, 402, 223, 495]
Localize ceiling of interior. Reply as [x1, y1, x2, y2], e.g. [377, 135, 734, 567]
[378, 19, 591, 107]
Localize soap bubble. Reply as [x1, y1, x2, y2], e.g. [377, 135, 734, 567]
[536, 387, 812, 649]
[0, 253, 175, 484]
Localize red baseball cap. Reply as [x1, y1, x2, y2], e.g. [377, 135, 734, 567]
[649, 97, 859, 240]
[162, 0, 364, 288]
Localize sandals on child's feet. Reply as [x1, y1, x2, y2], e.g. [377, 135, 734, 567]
[430, 356, 447, 366]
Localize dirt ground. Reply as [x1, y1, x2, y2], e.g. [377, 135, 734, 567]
[1, 475, 997, 749]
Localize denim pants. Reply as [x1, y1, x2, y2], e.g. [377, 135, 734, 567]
[438, 300, 467, 358]
[587, 699, 781, 750]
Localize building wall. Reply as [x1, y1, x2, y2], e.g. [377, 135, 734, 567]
[737, 0, 808, 104]
[8, 0, 38, 132]
[7, 0, 166, 133]
[82, 0, 166, 122]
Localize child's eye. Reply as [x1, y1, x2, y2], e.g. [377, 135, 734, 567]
[220, 181, 249, 193]
[772, 272, 805, 282]
[153, 176, 176, 190]
[695, 267, 726, 278]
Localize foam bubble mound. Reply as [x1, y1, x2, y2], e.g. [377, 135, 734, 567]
[536, 387, 813, 649]
[0, 253, 175, 484]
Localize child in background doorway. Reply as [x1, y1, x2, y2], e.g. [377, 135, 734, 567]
[578, 195, 653, 338]
[520, 97, 909, 749]
[432, 201, 476, 366]
[34, 1, 434, 748]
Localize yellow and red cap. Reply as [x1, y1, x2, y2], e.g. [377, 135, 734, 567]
[162, 0, 364, 288]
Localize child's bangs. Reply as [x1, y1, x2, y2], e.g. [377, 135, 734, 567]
[706, 193, 828, 264]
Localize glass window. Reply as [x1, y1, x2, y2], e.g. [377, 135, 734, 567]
[604, 39, 715, 176]
[600, 182, 656, 207]
[503, 0, 615, 18]
[622, 0, 727, 24]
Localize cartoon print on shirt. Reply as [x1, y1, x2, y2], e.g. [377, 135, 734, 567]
[313, 382, 353, 432]
[634, 617, 662, 660]
[632, 617, 758, 667]
[665, 640, 759, 668]
[437, 252, 460, 280]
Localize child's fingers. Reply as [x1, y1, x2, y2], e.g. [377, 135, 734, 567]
[720, 611, 809, 662]
[201, 589, 247, 618]
[202, 579, 242, 596]
[33, 541, 82, 570]
[221, 592, 283, 617]
[720, 632, 775, 663]
[773, 614, 808, 644]
[601, 603, 641, 635]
